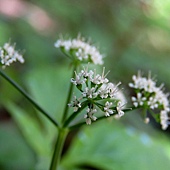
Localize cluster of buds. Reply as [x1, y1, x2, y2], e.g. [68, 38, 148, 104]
[0, 42, 24, 68]
[129, 71, 170, 130]
[54, 35, 104, 65]
[68, 66, 126, 124]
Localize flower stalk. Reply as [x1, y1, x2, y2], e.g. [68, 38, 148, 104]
[0, 69, 59, 128]
[50, 128, 68, 170]
[64, 100, 89, 127]
[61, 64, 77, 123]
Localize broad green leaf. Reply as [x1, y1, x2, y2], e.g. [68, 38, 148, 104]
[25, 65, 71, 127]
[0, 122, 35, 170]
[6, 102, 51, 157]
[25, 65, 72, 141]
[62, 120, 170, 170]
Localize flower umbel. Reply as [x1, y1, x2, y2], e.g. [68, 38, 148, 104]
[54, 35, 104, 65]
[68, 66, 126, 124]
[129, 71, 170, 130]
[84, 107, 97, 125]
[0, 42, 24, 68]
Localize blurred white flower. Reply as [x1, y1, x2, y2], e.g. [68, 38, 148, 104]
[84, 108, 97, 125]
[104, 101, 113, 117]
[54, 35, 104, 65]
[116, 101, 125, 117]
[160, 110, 170, 130]
[0, 42, 24, 68]
[129, 71, 170, 130]
[68, 96, 81, 112]
[131, 92, 147, 107]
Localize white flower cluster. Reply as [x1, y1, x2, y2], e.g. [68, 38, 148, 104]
[0, 42, 24, 68]
[68, 67, 126, 124]
[129, 71, 170, 130]
[54, 35, 104, 65]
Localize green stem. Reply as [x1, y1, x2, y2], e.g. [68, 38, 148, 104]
[142, 107, 147, 118]
[63, 100, 89, 127]
[0, 70, 59, 128]
[62, 64, 77, 123]
[69, 106, 137, 130]
[50, 128, 68, 170]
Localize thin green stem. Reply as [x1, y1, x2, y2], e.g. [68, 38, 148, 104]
[69, 106, 137, 130]
[149, 109, 160, 122]
[63, 100, 89, 127]
[0, 70, 59, 128]
[62, 64, 77, 123]
[142, 107, 147, 118]
[69, 122, 85, 130]
[50, 128, 68, 170]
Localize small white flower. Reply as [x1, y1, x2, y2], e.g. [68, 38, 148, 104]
[54, 35, 104, 65]
[71, 71, 86, 85]
[104, 101, 113, 116]
[92, 74, 101, 84]
[147, 97, 158, 109]
[116, 101, 125, 117]
[129, 71, 170, 130]
[129, 71, 156, 92]
[98, 82, 122, 99]
[85, 117, 92, 125]
[160, 110, 170, 130]
[90, 69, 102, 84]
[107, 82, 121, 98]
[129, 72, 170, 110]
[81, 66, 94, 79]
[99, 67, 109, 84]
[84, 107, 97, 124]
[0, 42, 24, 68]
[98, 84, 109, 99]
[82, 87, 98, 99]
[131, 93, 146, 107]
[68, 96, 81, 112]
[71, 66, 127, 124]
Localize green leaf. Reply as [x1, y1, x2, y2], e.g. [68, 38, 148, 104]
[25, 65, 71, 139]
[26, 65, 71, 120]
[62, 120, 170, 170]
[0, 122, 35, 170]
[2, 65, 75, 169]
[6, 102, 51, 157]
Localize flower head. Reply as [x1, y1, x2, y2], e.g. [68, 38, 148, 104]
[84, 107, 97, 125]
[116, 101, 125, 117]
[68, 66, 127, 124]
[54, 35, 104, 65]
[68, 96, 81, 112]
[0, 42, 24, 68]
[129, 71, 170, 130]
[104, 101, 113, 117]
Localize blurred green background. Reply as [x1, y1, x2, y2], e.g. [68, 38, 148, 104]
[0, 0, 170, 169]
